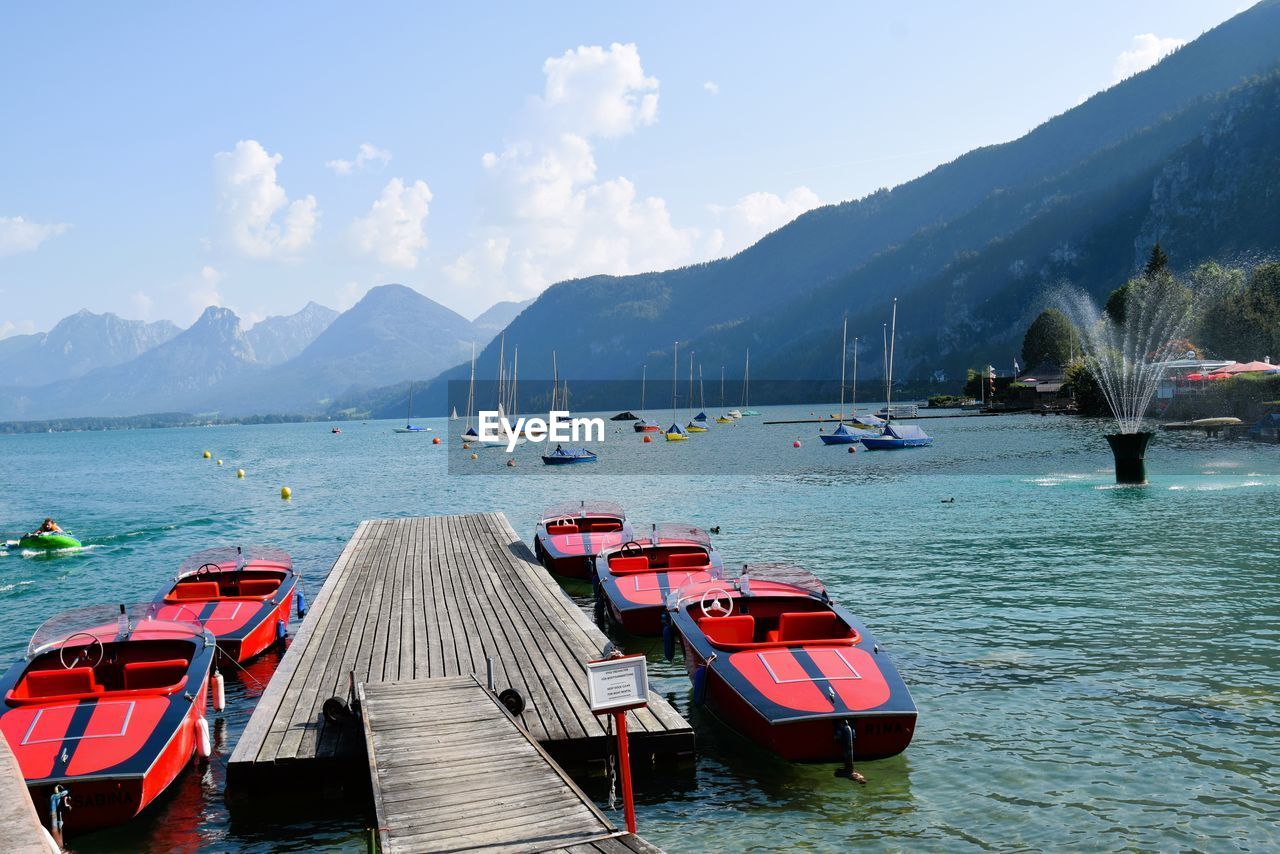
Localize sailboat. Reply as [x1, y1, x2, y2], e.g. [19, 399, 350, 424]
[861, 298, 932, 449]
[686, 353, 708, 432]
[716, 366, 734, 423]
[393, 381, 431, 432]
[820, 317, 859, 445]
[450, 406, 458, 420]
[666, 342, 689, 441]
[633, 365, 660, 432]
[692, 365, 711, 427]
[460, 343, 480, 441]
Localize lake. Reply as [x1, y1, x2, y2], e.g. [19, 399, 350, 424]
[1, 408, 1278, 851]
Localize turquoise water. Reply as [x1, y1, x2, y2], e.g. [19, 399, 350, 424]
[2, 411, 1278, 852]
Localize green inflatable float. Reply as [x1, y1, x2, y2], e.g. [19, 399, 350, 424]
[16, 532, 82, 551]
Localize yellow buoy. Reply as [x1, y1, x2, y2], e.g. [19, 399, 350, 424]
[280, 486, 292, 500]
[202, 450, 211, 459]
[237, 469, 245, 478]
[217, 459, 223, 466]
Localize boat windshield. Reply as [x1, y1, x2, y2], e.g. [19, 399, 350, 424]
[28, 604, 204, 659]
[666, 562, 825, 611]
[178, 545, 293, 576]
[650, 523, 711, 546]
[541, 501, 625, 521]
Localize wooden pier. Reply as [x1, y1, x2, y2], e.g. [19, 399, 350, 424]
[228, 513, 693, 793]
[0, 733, 49, 854]
[361, 676, 662, 853]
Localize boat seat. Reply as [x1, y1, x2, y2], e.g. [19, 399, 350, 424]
[586, 521, 622, 532]
[666, 552, 708, 568]
[237, 578, 279, 597]
[546, 524, 579, 535]
[23, 667, 102, 699]
[700, 615, 755, 646]
[766, 611, 843, 643]
[123, 659, 189, 691]
[609, 555, 650, 574]
[171, 581, 221, 601]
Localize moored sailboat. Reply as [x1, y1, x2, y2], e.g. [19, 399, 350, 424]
[633, 365, 660, 432]
[666, 342, 689, 441]
[821, 317, 860, 446]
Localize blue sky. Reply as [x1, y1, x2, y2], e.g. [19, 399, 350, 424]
[0, 1, 1249, 335]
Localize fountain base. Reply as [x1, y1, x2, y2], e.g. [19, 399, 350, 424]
[1106, 431, 1155, 485]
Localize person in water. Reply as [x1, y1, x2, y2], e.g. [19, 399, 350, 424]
[31, 518, 63, 535]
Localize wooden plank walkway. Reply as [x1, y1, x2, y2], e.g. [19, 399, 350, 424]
[228, 513, 692, 791]
[362, 676, 663, 854]
[0, 733, 50, 854]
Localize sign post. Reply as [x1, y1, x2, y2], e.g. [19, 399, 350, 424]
[586, 652, 649, 834]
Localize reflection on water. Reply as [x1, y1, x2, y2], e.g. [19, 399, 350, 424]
[1, 409, 1278, 851]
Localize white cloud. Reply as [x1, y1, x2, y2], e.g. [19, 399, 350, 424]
[1112, 34, 1185, 84]
[187, 265, 224, 316]
[0, 319, 37, 339]
[326, 143, 392, 176]
[534, 43, 659, 139]
[0, 215, 70, 257]
[130, 291, 154, 319]
[351, 178, 432, 268]
[213, 140, 318, 259]
[445, 43, 709, 303]
[703, 81, 719, 95]
[708, 187, 821, 257]
[334, 281, 365, 311]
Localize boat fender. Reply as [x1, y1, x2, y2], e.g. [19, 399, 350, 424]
[296, 591, 308, 618]
[833, 720, 866, 784]
[49, 785, 70, 831]
[498, 688, 525, 717]
[196, 716, 212, 759]
[211, 670, 226, 712]
[661, 611, 675, 662]
[692, 665, 707, 706]
[276, 621, 287, 642]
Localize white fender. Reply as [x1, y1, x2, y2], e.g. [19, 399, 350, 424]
[211, 671, 226, 712]
[196, 716, 211, 758]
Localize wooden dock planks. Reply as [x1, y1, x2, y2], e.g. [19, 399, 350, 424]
[0, 732, 50, 854]
[362, 676, 661, 853]
[228, 513, 693, 790]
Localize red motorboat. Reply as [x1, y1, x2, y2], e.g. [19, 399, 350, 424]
[533, 502, 632, 579]
[0, 605, 216, 834]
[667, 566, 916, 769]
[151, 546, 301, 663]
[591, 523, 724, 635]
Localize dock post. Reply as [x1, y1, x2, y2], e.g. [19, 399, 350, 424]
[486, 656, 495, 691]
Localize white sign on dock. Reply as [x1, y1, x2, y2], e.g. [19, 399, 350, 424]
[586, 654, 649, 713]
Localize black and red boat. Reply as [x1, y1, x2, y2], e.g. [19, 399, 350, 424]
[666, 566, 916, 767]
[591, 523, 724, 635]
[0, 604, 216, 834]
[151, 546, 300, 663]
[533, 502, 631, 579]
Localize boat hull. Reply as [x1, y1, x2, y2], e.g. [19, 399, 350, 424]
[818, 432, 861, 445]
[534, 519, 630, 580]
[859, 436, 932, 449]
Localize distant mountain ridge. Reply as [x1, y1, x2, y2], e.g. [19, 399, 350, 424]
[0, 310, 179, 387]
[0, 286, 527, 419]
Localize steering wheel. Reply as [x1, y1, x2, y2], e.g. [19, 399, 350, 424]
[195, 562, 221, 578]
[619, 541, 644, 558]
[59, 632, 105, 670]
[699, 588, 734, 619]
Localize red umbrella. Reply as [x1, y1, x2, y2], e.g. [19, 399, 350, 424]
[1217, 360, 1277, 374]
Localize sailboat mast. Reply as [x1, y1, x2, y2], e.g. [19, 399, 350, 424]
[671, 342, 679, 424]
[688, 352, 694, 420]
[720, 366, 725, 409]
[551, 350, 558, 411]
[887, 299, 898, 420]
[640, 364, 646, 412]
[699, 364, 705, 410]
[497, 333, 506, 416]
[882, 324, 888, 405]
[406, 381, 413, 427]
[510, 347, 519, 416]
[466, 342, 476, 430]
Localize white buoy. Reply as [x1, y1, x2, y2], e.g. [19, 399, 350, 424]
[211, 671, 226, 712]
[196, 716, 211, 758]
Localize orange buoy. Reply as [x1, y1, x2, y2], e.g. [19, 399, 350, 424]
[432, 436, 441, 444]
[643, 435, 652, 443]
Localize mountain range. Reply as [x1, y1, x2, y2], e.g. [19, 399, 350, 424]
[3, 1, 1280, 424]
[0, 286, 520, 419]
